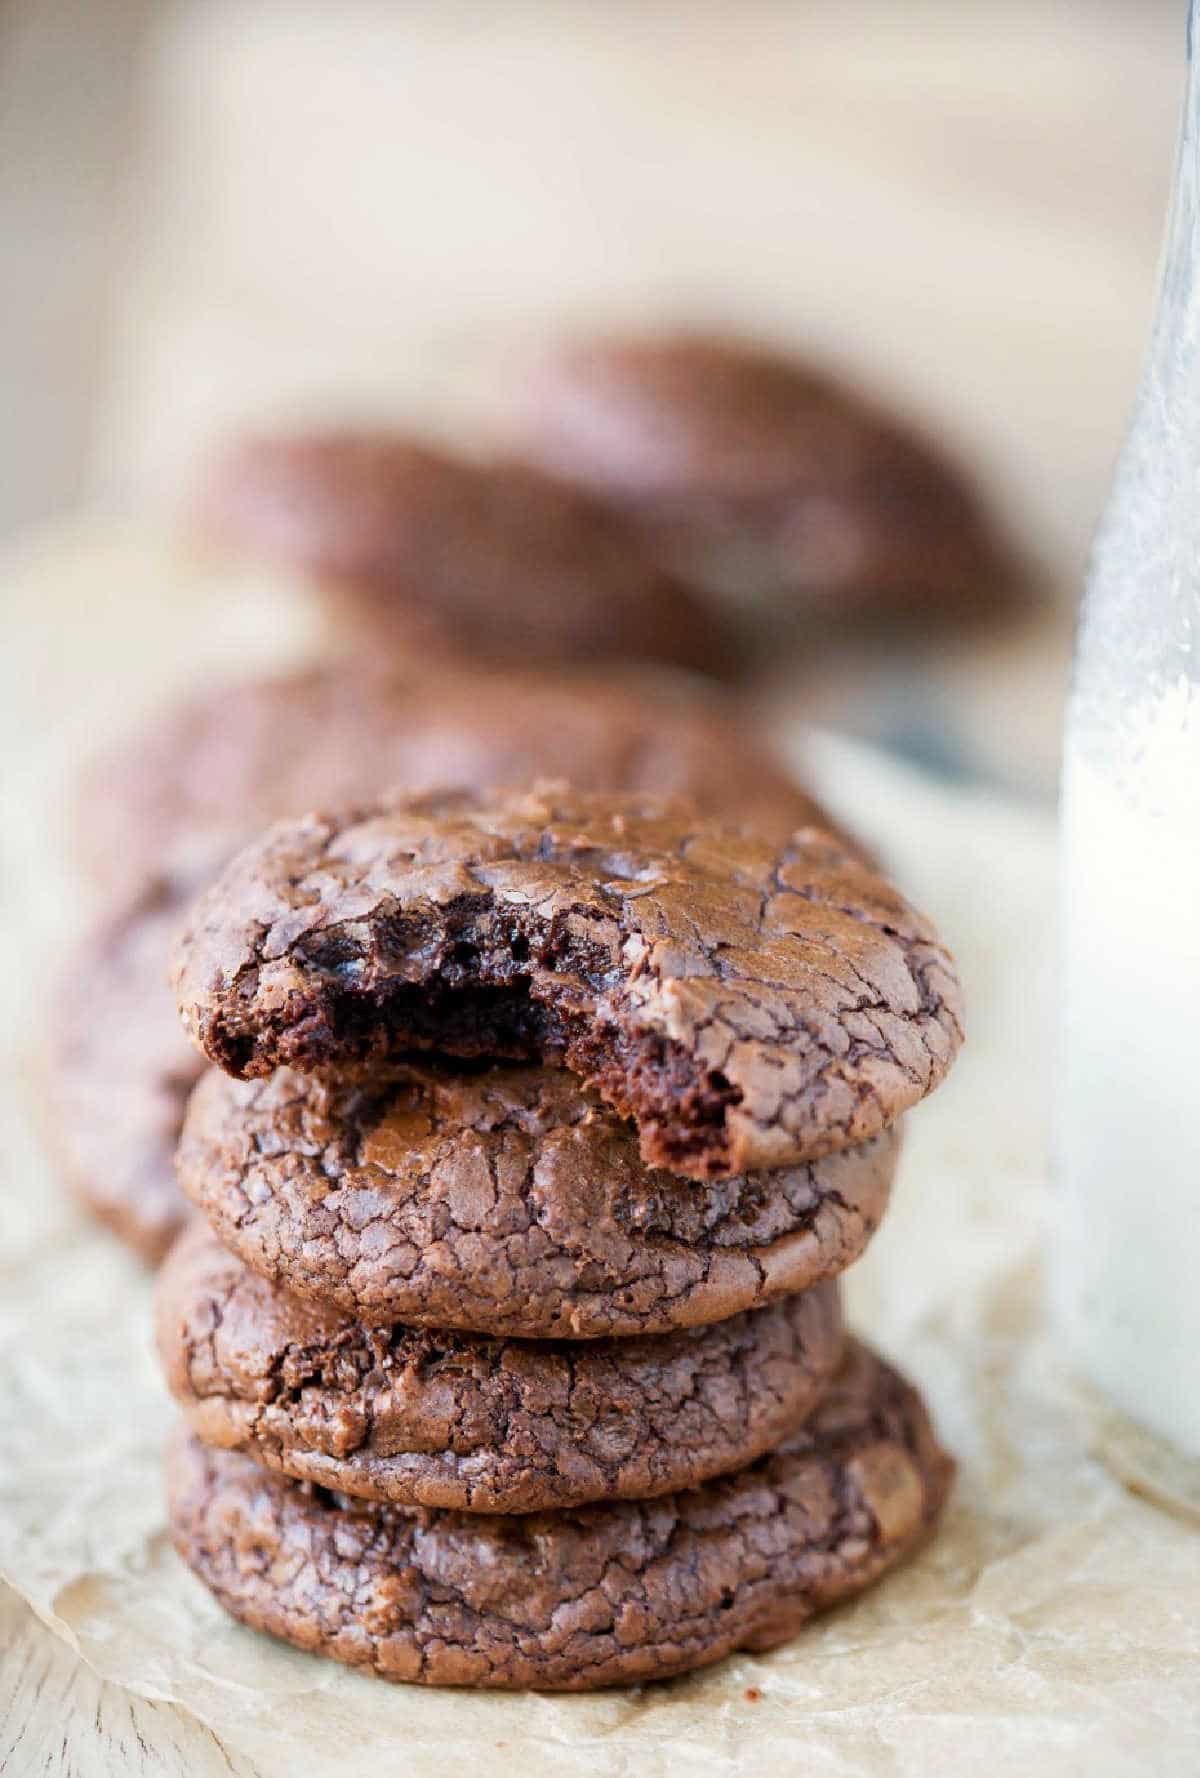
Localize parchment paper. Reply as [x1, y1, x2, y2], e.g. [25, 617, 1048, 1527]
[2, 527, 1198, 1777]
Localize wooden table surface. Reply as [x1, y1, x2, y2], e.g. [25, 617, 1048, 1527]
[1, 1586, 262, 1778]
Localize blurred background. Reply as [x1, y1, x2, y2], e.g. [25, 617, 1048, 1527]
[0, 0, 1184, 798]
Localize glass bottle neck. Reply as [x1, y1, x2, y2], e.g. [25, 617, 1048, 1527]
[1143, 2, 1199, 389]
[1068, 2, 1200, 783]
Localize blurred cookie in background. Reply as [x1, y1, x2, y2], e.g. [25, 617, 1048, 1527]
[194, 431, 733, 678]
[44, 878, 207, 1265]
[76, 660, 837, 897]
[514, 330, 1022, 636]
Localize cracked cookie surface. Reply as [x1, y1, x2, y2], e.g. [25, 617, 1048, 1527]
[44, 880, 203, 1263]
[79, 662, 830, 896]
[156, 1222, 843, 1513]
[518, 331, 1015, 621]
[173, 786, 962, 1179]
[197, 431, 731, 675]
[178, 1062, 896, 1337]
[166, 1339, 952, 1690]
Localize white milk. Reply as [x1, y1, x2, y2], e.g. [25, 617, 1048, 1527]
[1060, 3, 1200, 1460]
[1060, 683, 1200, 1456]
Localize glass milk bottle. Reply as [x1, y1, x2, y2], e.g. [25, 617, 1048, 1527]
[1060, 2, 1200, 1469]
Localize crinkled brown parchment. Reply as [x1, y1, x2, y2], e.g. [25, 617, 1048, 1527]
[2, 529, 1198, 1777]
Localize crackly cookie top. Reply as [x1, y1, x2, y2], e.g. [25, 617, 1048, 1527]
[196, 430, 731, 674]
[172, 786, 962, 1179]
[518, 331, 1014, 616]
[44, 880, 202, 1264]
[167, 1339, 953, 1690]
[77, 662, 835, 896]
[156, 1222, 842, 1515]
[178, 1062, 897, 1337]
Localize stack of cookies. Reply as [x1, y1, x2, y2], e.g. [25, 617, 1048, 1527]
[158, 785, 962, 1690]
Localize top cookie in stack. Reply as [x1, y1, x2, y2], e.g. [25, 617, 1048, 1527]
[172, 787, 961, 1177]
[161, 785, 961, 1690]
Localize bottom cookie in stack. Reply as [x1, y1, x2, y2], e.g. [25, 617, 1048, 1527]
[166, 1340, 951, 1691]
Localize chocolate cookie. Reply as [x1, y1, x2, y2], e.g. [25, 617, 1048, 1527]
[166, 1339, 952, 1690]
[196, 432, 731, 676]
[44, 880, 203, 1263]
[517, 332, 1014, 622]
[77, 662, 835, 895]
[157, 1223, 843, 1514]
[177, 1063, 896, 1338]
[173, 787, 962, 1179]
